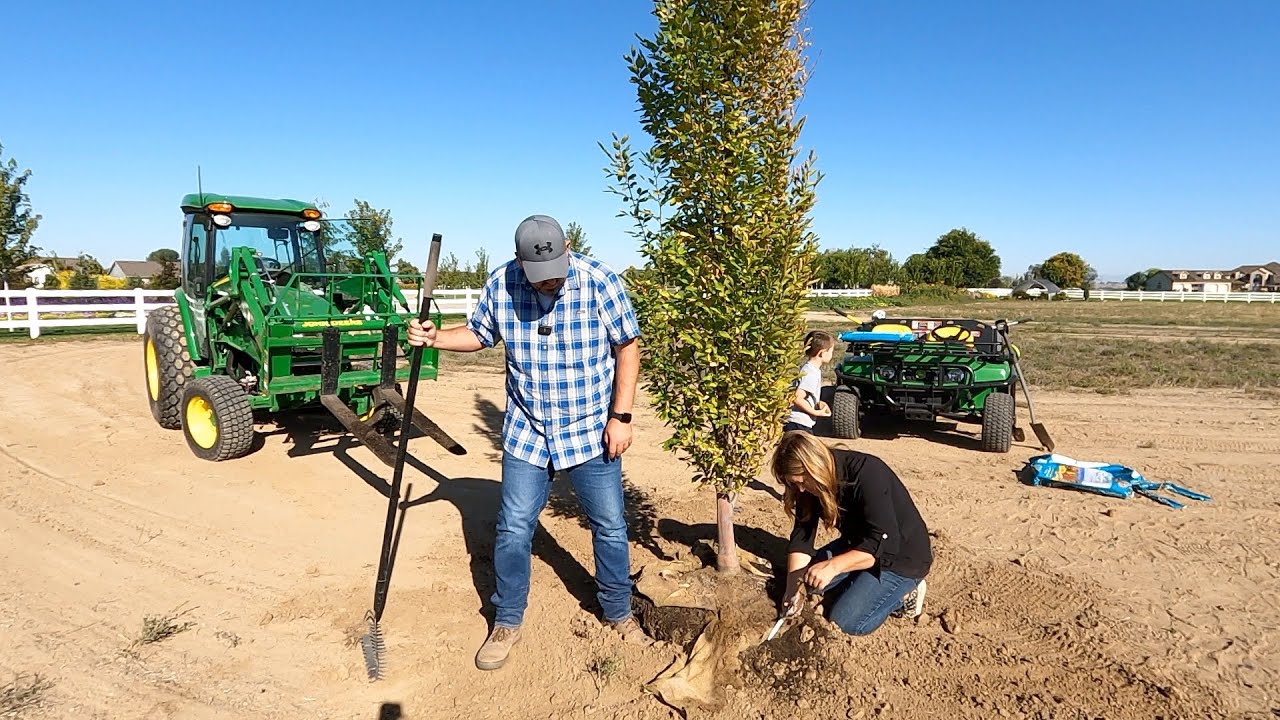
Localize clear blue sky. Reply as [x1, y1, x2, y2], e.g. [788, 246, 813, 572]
[7, 0, 1277, 281]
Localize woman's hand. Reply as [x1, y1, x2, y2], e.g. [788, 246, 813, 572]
[781, 583, 806, 616]
[803, 559, 841, 591]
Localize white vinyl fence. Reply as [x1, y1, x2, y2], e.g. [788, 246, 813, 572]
[969, 287, 1280, 302]
[4, 285, 1278, 339]
[0, 288, 179, 339]
[0, 287, 487, 339]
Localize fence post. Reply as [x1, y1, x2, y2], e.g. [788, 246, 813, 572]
[2, 282, 12, 333]
[26, 287, 40, 339]
[467, 289, 477, 317]
[134, 288, 148, 333]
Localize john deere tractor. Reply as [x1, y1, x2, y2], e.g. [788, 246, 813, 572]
[142, 193, 464, 463]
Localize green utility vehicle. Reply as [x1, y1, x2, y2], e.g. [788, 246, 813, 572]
[142, 193, 464, 463]
[829, 316, 1051, 453]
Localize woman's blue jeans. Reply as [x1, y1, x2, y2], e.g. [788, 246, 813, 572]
[493, 451, 632, 627]
[813, 542, 920, 636]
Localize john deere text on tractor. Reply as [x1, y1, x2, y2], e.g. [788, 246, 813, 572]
[142, 193, 465, 463]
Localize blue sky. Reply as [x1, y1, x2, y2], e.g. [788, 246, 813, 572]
[6, 0, 1277, 281]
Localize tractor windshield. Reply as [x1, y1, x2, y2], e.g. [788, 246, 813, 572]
[211, 214, 364, 280]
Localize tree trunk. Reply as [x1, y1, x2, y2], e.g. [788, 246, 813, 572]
[715, 492, 739, 574]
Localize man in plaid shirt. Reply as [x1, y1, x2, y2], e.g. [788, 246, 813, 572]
[407, 214, 644, 670]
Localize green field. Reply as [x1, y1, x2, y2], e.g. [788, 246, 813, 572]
[806, 299, 1280, 395]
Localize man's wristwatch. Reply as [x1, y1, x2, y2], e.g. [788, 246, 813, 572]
[609, 410, 633, 424]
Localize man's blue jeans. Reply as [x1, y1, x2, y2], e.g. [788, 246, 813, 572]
[813, 542, 920, 636]
[493, 451, 633, 628]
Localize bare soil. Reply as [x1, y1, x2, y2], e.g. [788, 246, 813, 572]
[1, 339, 1277, 719]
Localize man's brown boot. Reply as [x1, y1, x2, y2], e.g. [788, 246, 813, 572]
[475, 625, 522, 670]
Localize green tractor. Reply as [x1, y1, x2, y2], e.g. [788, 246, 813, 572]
[828, 315, 1052, 453]
[142, 193, 465, 463]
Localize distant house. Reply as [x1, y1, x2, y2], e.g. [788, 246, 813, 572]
[1144, 269, 1235, 293]
[1230, 262, 1280, 292]
[107, 261, 163, 286]
[17, 257, 86, 288]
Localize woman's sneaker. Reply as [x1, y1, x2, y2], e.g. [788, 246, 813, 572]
[899, 579, 927, 619]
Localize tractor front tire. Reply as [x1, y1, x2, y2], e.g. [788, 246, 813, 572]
[981, 392, 1015, 453]
[144, 305, 196, 429]
[180, 376, 255, 461]
[831, 386, 861, 439]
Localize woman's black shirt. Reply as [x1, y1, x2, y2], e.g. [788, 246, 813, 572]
[788, 449, 933, 579]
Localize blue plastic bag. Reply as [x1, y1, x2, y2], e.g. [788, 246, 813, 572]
[1025, 454, 1211, 509]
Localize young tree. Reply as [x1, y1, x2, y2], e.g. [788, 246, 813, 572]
[565, 222, 594, 258]
[151, 260, 183, 290]
[0, 142, 43, 286]
[345, 199, 403, 264]
[605, 0, 821, 573]
[472, 248, 490, 287]
[66, 253, 104, 290]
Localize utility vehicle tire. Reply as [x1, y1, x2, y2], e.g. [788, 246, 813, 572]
[180, 376, 255, 461]
[981, 392, 1015, 453]
[143, 305, 196, 429]
[831, 386, 861, 439]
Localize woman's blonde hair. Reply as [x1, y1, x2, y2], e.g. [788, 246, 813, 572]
[771, 431, 841, 531]
[803, 330, 836, 359]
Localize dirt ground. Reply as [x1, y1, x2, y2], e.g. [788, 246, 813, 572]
[1, 337, 1277, 719]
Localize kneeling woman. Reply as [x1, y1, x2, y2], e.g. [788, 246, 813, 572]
[772, 431, 932, 636]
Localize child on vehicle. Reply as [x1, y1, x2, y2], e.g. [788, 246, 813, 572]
[783, 330, 836, 434]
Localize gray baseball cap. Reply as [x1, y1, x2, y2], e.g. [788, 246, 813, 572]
[514, 214, 570, 283]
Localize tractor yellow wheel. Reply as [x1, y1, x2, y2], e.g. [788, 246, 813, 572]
[185, 395, 219, 449]
[180, 376, 255, 461]
[145, 338, 161, 401]
[143, 305, 195, 429]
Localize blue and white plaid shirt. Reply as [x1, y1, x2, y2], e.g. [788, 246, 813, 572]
[466, 253, 641, 471]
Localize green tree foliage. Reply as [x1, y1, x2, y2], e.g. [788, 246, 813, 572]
[813, 245, 900, 287]
[902, 228, 1001, 288]
[0, 142, 43, 287]
[67, 253, 103, 290]
[435, 249, 492, 289]
[151, 260, 182, 290]
[147, 248, 180, 263]
[1038, 252, 1091, 289]
[1125, 267, 1161, 291]
[565, 222, 594, 258]
[605, 0, 820, 573]
[395, 259, 420, 280]
[345, 199, 403, 264]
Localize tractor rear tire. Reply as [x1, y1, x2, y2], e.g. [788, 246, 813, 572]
[144, 305, 195, 429]
[180, 376, 255, 461]
[831, 386, 861, 439]
[981, 392, 1015, 453]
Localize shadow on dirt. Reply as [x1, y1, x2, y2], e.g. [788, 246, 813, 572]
[267, 409, 598, 628]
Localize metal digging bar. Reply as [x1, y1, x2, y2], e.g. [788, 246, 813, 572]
[361, 233, 444, 681]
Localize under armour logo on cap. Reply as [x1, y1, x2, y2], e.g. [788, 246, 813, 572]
[515, 214, 570, 283]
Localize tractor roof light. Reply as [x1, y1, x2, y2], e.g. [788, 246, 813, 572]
[212, 214, 232, 227]
[206, 202, 234, 213]
[302, 208, 322, 219]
